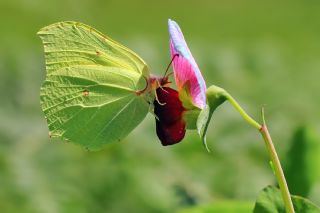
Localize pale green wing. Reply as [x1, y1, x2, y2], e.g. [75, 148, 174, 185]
[38, 22, 150, 150]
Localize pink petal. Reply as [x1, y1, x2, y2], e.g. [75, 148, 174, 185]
[168, 19, 206, 109]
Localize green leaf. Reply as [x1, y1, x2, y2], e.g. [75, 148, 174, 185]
[197, 85, 226, 151]
[285, 126, 320, 197]
[177, 201, 253, 213]
[253, 186, 320, 213]
[38, 22, 150, 150]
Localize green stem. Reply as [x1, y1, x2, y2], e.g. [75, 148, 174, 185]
[260, 124, 295, 213]
[224, 92, 261, 130]
[224, 92, 295, 213]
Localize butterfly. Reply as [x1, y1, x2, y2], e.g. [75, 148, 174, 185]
[38, 19, 206, 150]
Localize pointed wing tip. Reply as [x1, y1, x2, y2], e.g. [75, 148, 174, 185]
[37, 21, 84, 35]
[37, 26, 50, 36]
[37, 22, 63, 36]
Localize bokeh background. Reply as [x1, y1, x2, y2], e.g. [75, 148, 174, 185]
[1, 0, 320, 212]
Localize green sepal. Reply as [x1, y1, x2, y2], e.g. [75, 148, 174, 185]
[197, 85, 227, 152]
[179, 80, 202, 130]
[183, 108, 201, 130]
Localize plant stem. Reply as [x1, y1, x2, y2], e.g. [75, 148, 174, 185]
[225, 92, 295, 213]
[260, 124, 295, 213]
[224, 92, 261, 130]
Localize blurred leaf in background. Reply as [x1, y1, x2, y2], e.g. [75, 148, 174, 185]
[285, 126, 320, 198]
[177, 200, 253, 213]
[253, 186, 320, 213]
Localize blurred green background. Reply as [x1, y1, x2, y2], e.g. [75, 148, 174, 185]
[1, 0, 320, 212]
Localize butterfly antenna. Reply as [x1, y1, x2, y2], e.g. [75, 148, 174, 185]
[163, 54, 179, 77]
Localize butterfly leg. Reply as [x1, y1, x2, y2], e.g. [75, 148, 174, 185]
[154, 89, 166, 106]
[154, 79, 167, 106]
[157, 80, 169, 94]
